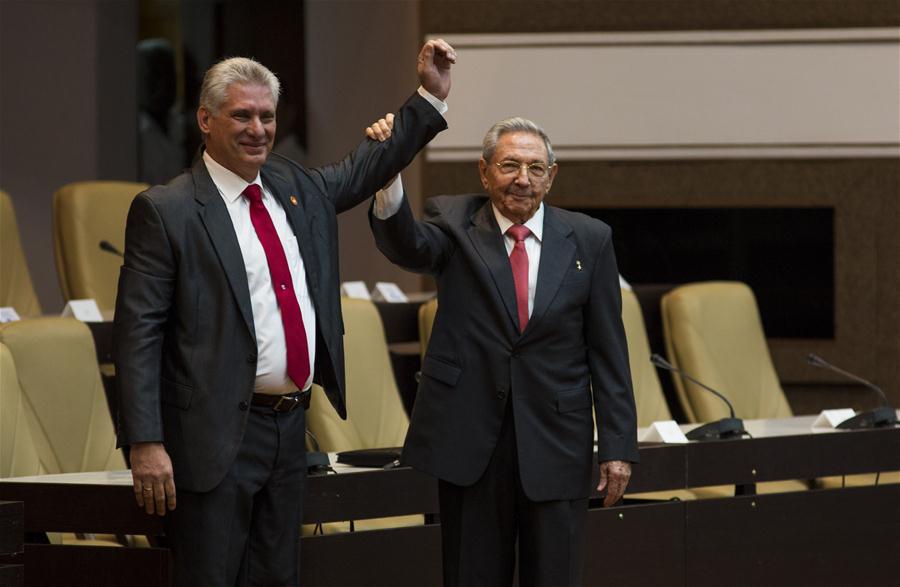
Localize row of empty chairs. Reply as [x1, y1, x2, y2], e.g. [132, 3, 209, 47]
[1, 182, 146, 316]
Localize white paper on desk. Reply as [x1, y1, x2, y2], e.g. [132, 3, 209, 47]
[341, 281, 371, 300]
[0, 307, 21, 323]
[640, 420, 689, 443]
[61, 299, 103, 322]
[811, 408, 856, 430]
[371, 281, 408, 303]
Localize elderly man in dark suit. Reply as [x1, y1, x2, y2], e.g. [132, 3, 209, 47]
[113, 40, 455, 586]
[367, 116, 638, 586]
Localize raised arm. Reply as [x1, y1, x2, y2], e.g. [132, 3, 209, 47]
[307, 40, 456, 213]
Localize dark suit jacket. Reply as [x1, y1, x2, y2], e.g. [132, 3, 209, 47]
[371, 194, 639, 502]
[114, 92, 446, 493]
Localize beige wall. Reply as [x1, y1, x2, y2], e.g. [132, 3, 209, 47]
[427, 29, 900, 161]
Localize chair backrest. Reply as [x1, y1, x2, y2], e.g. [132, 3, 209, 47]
[621, 288, 672, 426]
[53, 181, 148, 312]
[661, 281, 792, 422]
[306, 298, 409, 452]
[0, 342, 45, 478]
[0, 190, 42, 317]
[0, 317, 125, 473]
[417, 298, 438, 361]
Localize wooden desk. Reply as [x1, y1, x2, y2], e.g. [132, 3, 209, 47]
[2, 419, 898, 586]
[0, 501, 24, 587]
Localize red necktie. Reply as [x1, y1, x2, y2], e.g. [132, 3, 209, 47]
[243, 184, 310, 389]
[506, 224, 531, 333]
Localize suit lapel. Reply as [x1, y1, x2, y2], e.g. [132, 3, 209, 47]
[525, 206, 575, 336]
[261, 167, 321, 300]
[466, 201, 520, 333]
[193, 162, 256, 339]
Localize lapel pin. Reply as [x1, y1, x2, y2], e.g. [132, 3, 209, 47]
[575, 260, 583, 271]
[289, 195, 298, 206]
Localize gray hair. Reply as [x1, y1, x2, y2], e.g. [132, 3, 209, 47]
[481, 117, 555, 166]
[199, 57, 281, 113]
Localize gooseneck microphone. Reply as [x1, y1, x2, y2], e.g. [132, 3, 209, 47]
[99, 240, 124, 257]
[650, 353, 746, 441]
[806, 353, 897, 429]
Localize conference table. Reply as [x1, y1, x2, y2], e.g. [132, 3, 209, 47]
[1, 415, 897, 586]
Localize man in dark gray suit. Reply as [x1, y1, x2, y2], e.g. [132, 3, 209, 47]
[368, 116, 638, 586]
[113, 40, 455, 585]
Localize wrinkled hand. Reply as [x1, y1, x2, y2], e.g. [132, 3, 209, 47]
[130, 442, 176, 516]
[597, 460, 631, 507]
[417, 38, 456, 101]
[365, 113, 394, 142]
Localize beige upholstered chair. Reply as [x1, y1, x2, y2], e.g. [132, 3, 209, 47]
[660, 282, 812, 494]
[620, 288, 704, 501]
[0, 190, 42, 317]
[0, 317, 125, 474]
[308, 298, 410, 451]
[305, 298, 420, 533]
[621, 288, 672, 427]
[661, 281, 792, 423]
[417, 297, 438, 361]
[53, 181, 147, 312]
[0, 318, 127, 545]
[0, 343, 44, 478]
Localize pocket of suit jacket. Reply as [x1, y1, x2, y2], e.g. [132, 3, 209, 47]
[161, 378, 195, 410]
[556, 386, 592, 413]
[420, 355, 462, 386]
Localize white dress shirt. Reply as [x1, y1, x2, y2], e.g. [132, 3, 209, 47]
[204, 151, 316, 393]
[492, 204, 543, 318]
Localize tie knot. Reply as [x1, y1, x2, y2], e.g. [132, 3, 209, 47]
[242, 183, 263, 204]
[506, 224, 531, 243]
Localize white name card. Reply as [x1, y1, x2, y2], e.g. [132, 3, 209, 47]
[61, 299, 104, 322]
[811, 408, 857, 431]
[340, 281, 371, 300]
[0, 307, 21, 323]
[640, 420, 689, 444]
[371, 282, 408, 303]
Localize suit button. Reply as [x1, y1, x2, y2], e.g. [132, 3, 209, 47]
[247, 353, 257, 364]
[497, 389, 507, 400]
[239, 400, 249, 411]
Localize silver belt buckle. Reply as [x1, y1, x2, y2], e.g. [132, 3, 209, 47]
[273, 394, 299, 412]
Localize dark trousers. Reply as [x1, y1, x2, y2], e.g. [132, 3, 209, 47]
[164, 403, 307, 587]
[438, 405, 588, 587]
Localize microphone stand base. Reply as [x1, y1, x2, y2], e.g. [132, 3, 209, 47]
[686, 417, 746, 441]
[836, 406, 898, 430]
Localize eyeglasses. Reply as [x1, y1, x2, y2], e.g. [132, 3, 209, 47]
[494, 160, 550, 179]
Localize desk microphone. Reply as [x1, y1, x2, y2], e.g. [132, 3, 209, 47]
[806, 353, 897, 429]
[99, 240, 124, 257]
[305, 430, 332, 475]
[650, 353, 746, 441]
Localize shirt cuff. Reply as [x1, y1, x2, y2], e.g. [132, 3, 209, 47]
[373, 174, 405, 219]
[417, 86, 448, 116]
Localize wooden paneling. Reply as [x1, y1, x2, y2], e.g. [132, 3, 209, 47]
[422, 0, 900, 34]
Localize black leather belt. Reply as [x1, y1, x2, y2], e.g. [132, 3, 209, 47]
[250, 389, 310, 412]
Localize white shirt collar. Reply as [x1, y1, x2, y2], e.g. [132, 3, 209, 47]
[492, 202, 544, 242]
[203, 151, 263, 204]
